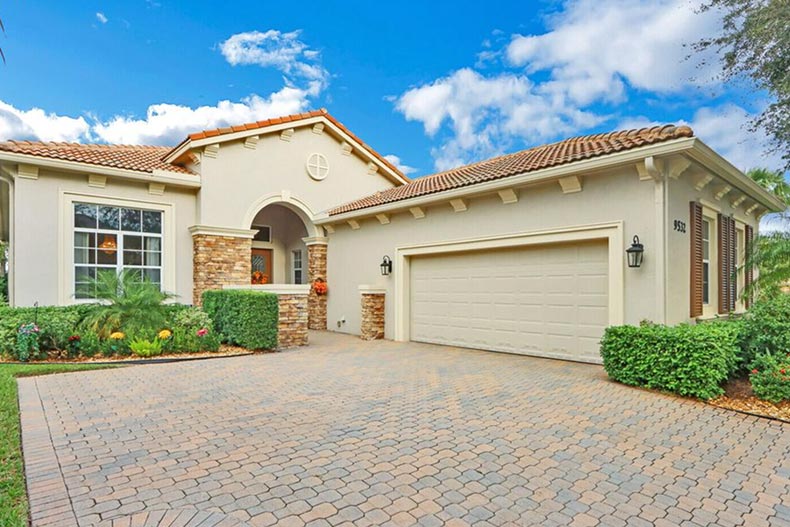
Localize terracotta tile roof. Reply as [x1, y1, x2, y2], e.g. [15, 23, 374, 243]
[178, 108, 406, 180]
[0, 140, 193, 175]
[328, 124, 694, 216]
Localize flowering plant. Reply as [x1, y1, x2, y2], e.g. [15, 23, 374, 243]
[313, 278, 328, 296]
[749, 352, 790, 403]
[110, 331, 125, 340]
[158, 329, 172, 340]
[15, 323, 41, 362]
[196, 328, 209, 338]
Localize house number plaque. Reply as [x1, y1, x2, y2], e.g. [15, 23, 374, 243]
[673, 220, 686, 233]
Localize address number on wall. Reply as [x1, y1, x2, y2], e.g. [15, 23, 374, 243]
[673, 220, 687, 233]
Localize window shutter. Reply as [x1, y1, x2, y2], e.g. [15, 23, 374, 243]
[718, 213, 727, 314]
[745, 224, 754, 308]
[690, 202, 703, 317]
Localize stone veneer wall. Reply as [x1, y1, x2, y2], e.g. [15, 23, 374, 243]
[307, 243, 328, 330]
[192, 234, 252, 305]
[360, 292, 385, 340]
[277, 293, 309, 348]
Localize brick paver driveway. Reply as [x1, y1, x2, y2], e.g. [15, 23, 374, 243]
[19, 331, 790, 527]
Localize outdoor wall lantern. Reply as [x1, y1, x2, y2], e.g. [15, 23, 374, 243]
[626, 235, 644, 268]
[380, 255, 393, 276]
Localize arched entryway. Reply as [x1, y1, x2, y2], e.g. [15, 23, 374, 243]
[248, 204, 309, 285]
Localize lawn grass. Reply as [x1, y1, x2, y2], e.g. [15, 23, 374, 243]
[0, 364, 119, 527]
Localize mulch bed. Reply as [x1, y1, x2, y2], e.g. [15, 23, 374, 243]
[0, 345, 262, 365]
[709, 377, 790, 422]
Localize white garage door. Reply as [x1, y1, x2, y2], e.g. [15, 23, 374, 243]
[409, 240, 609, 363]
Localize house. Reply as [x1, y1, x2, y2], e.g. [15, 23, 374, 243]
[0, 109, 783, 363]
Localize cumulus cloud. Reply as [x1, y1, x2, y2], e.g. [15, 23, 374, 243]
[506, 0, 720, 104]
[93, 87, 312, 145]
[383, 154, 417, 176]
[0, 28, 328, 147]
[394, 0, 729, 171]
[396, 68, 602, 170]
[219, 30, 328, 92]
[96, 12, 108, 24]
[0, 101, 90, 142]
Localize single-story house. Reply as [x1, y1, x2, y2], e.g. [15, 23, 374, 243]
[0, 109, 783, 362]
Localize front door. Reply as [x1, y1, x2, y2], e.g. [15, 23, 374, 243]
[251, 249, 273, 284]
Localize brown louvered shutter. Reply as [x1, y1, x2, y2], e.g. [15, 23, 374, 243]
[718, 215, 738, 314]
[690, 202, 704, 317]
[745, 224, 754, 308]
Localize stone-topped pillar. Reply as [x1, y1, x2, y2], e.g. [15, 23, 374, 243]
[190, 226, 256, 306]
[223, 285, 310, 348]
[359, 286, 386, 340]
[303, 236, 328, 330]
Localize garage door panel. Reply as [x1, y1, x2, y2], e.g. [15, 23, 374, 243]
[410, 240, 609, 363]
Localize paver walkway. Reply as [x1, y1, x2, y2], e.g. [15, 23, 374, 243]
[19, 331, 790, 526]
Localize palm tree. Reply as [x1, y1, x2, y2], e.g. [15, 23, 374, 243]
[743, 168, 790, 297]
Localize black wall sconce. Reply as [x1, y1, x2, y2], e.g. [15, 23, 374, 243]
[626, 235, 644, 268]
[380, 255, 393, 276]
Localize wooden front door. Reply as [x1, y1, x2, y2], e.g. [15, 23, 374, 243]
[251, 249, 273, 284]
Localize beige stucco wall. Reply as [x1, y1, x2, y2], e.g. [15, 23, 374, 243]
[196, 127, 397, 230]
[666, 173, 760, 324]
[325, 167, 660, 338]
[10, 170, 197, 307]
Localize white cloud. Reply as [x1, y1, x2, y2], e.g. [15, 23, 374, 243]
[383, 154, 417, 176]
[92, 86, 312, 145]
[396, 68, 603, 170]
[506, 0, 720, 105]
[617, 104, 784, 172]
[96, 12, 108, 24]
[219, 30, 328, 92]
[0, 101, 90, 142]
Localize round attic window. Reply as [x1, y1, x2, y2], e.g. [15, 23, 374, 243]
[306, 153, 329, 181]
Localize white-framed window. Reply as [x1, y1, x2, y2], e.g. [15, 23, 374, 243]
[292, 249, 303, 284]
[73, 202, 163, 298]
[702, 218, 711, 305]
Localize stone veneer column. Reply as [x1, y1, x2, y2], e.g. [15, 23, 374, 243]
[359, 286, 386, 340]
[191, 226, 255, 306]
[276, 290, 310, 348]
[304, 237, 328, 330]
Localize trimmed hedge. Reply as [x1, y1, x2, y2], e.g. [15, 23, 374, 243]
[600, 321, 741, 400]
[202, 290, 278, 350]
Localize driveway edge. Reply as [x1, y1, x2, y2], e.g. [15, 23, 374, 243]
[18, 377, 78, 527]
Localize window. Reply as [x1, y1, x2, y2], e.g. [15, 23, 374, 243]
[252, 225, 271, 243]
[292, 250, 303, 284]
[702, 218, 710, 305]
[74, 203, 163, 298]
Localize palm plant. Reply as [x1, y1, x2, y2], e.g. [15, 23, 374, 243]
[82, 269, 174, 338]
[743, 168, 790, 297]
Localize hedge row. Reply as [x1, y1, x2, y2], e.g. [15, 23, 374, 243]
[600, 321, 741, 400]
[202, 290, 278, 350]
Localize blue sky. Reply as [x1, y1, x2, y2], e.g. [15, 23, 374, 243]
[0, 0, 782, 177]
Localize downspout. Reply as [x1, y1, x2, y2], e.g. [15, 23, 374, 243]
[0, 169, 14, 306]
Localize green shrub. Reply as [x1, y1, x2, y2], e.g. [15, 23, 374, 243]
[600, 321, 741, 400]
[0, 305, 84, 358]
[202, 290, 278, 350]
[738, 294, 790, 368]
[129, 338, 164, 358]
[14, 323, 41, 362]
[749, 352, 790, 403]
[0, 274, 7, 305]
[79, 332, 101, 358]
[101, 333, 130, 357]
